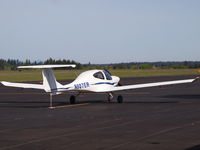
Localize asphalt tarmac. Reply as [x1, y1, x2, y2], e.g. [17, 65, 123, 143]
[0, 75, 200, 150]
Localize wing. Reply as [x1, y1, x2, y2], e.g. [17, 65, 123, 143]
[1, 81, 44, 90]
[95, 78, 197, 92]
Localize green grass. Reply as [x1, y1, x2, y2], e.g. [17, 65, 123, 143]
[109, 69, 200, 78]
[0, 69, 199, 82]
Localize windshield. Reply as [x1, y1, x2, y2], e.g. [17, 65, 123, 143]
[103, 70, 112, 80]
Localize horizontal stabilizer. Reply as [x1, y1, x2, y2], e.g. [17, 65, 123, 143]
[18, 64, 76, 69]
[1, 81, 44, 90]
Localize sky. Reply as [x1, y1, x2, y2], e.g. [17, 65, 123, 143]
[0, 0, 200, 64]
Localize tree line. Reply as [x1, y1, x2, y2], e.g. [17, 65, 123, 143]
[84, 61, 200, 70]
[0, 58, 200, 71]
[107, 61, 200, 70]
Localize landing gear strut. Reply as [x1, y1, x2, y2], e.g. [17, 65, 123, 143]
[70, 95, 76, 104]
[108, 93, 113, 102]
[107, 93, 123, 103]
[49, 93, 54, 109]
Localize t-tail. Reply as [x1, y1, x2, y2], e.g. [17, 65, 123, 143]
[1, 64, 76, 94]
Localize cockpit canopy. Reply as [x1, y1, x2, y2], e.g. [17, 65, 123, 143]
[93, 70, 112, 80]
[103, 70, 112, 80]
[93, 71, 104, 79]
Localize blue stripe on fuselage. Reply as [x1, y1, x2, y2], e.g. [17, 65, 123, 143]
[51, 87, 71, 91]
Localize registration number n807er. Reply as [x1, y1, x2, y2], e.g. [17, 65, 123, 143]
[74, 82, 89, 89]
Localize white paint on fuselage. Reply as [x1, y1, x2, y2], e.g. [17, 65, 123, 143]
[59, 70, 120, 92]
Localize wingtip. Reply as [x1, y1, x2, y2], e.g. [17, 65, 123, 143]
[1, 81, 6, 84]
[193, 77, 200, 83]
[71, 64, 76, 68]
[1, 81, 10, 86]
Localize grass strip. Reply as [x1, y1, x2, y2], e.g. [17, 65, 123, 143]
[0, 69, 199, 82]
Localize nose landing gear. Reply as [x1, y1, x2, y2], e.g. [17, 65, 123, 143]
[69, 93, 123, 105]
[117, 95, 123, 103]
[108, 93, 114, 102]
[107, 93, 124, 103]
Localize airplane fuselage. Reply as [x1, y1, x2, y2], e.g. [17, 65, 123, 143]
[55, 70, 120, 93]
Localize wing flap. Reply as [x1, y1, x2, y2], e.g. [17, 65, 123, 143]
[1, 81, 44, 90]
[97, 78, 196, 92]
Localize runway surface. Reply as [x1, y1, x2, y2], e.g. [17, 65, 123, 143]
[0, 75, 200, 150]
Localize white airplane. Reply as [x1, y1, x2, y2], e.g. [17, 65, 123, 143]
[1, 64, 198, 108]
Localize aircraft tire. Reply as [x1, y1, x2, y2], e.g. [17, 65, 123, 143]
[117, 95, 123, 103]
[70, 95, 76, 104]
[108, 96, 111, 102]
[108, 94, 113, 102]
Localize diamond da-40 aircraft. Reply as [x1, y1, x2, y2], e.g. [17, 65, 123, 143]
[1, 64, 198, 108]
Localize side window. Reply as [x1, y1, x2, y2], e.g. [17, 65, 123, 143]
[93, 72, 104, 79]
[103, 70, 112, 80]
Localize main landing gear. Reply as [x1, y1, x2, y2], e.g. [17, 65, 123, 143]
[48, 93, 77, 109]
[69, 95, 76, 104]
[69, 92, 82, 104]
[107, 93, 123, 103]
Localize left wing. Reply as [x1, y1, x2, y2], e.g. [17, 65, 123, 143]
[1, 81, 44, 90]
[96, 78, 198, 92]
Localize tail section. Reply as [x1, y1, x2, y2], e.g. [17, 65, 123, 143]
[1, 64, 76, 93]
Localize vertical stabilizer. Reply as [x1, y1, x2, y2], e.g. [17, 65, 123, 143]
[42, 69, 63, 92]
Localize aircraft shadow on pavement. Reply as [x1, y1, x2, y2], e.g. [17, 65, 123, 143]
[0, 99, 179, 108]
[0, 101, 67, 108]
[185, 145, 200, 150]
[88, 100, 179, 104]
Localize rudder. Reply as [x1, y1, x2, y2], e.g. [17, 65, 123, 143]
[42, 69, 63, 92]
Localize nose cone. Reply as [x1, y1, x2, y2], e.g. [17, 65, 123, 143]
[112, 76, 120, 83]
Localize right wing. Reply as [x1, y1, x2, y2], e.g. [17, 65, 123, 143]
[96, 78, 198, 92]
